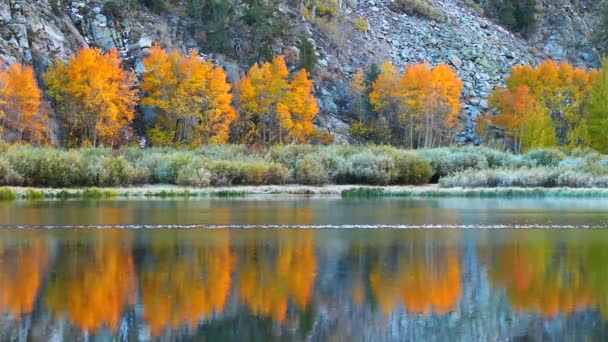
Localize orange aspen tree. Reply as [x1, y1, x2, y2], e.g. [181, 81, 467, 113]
[285, 69, 319, 142]
[141, 46, 237, 146]
[370, 62, 463, 147]
[238, 56, 319, 145]
[486, 85, 556, 153]
[1, 62, 47, 144]
[498, 60, 591, 148]
[45, 48, 137, 147]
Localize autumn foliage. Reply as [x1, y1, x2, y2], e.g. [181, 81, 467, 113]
[368, 62, 463, 147]
[237, 56, 319, 144]
[45, 48, 138, 147]
[141, 46, 237, 146]
[483, 60, 608, 152]
[0, 61, 47, 144]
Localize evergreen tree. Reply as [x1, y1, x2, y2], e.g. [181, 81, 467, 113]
[299, 36, 316, 74]
[587, 59, 608, 153]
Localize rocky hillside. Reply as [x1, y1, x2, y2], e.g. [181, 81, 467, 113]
[0, 0, 603, 144]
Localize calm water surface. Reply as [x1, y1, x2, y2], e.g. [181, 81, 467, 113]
[1, 197, 608, 341]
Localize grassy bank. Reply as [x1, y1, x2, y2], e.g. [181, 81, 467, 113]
[341, 187, 608, 198]
[1, 145, 608, 191]
[3, 184, 608, 201]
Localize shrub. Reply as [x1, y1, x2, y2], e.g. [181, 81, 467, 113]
[24, 189, 45, 200]
[240, 162, 267, 185]
[99, 156, 136, 186]
[522, 148, 566, 167]
[295, 156, 329, 185]
[269, 144, 317, 170]
[391, 152, 433, 185]
[389, 0, 446, 22]
[176, 160, 212, 187]
[0, 157, 20, 185]
[353, 18, 369, 31]
[5, 147, 86, 187]
[153, 153, 194, 184]
[439, 168, 562, 188]
[347, 152, 393, 185]
[419, 148, 488, 180]
[264, 163, 289, 185]
[205, 160, 243, 186]
[0, 187, 16, 201]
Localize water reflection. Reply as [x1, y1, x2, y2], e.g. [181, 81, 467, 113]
[1, 229, 608, 340]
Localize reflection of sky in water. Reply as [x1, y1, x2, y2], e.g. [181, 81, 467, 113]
[0, 199, 607, 340]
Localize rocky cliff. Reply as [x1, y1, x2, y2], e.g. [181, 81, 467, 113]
[0, 0, 603, 144]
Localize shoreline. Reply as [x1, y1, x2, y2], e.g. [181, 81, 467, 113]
[3, 184, 608, 200]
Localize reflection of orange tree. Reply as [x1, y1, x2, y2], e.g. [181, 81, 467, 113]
[368, 240, 462, 316]
[237, 229, 317, 323]
[141, 229, 234, 336]
[0, 231, 50, 317]
[45, 230, 136, 332]
[479, 235, 595, 317]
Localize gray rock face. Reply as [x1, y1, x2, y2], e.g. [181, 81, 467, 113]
[0, 0, 603, 146]
[0, 0, 87, 67]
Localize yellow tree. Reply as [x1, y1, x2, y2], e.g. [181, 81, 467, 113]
[501, 60, 591, 148]
[0, 62, 47, 144]
[141, 46, 237, 146]
[45, 48, 137, 147]
[350, 68, 367, 122]
[486, 85, 557, 153]
[285, 69, 319, 142]
[369, 62, 401, 126]
[238, 56, 319, 145]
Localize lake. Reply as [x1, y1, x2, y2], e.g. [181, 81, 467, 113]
[1, 197, 608, 341]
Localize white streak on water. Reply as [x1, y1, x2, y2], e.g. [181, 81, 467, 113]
[0, 224, 606, 229]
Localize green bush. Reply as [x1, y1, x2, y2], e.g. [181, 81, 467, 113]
[391, 152, 433, 185]
[240, 162, 267, 185]
[153, 153, 194, 184]
[522, 148, 566, 167]
[0, 187, 16, 201]
[295, 156, 329, 185]
[264, 163, 289, 185]
[0, 157, 20, 185]
[439, 167, 562, 188]
[176, 159, 212, 187]
[419, 148, 489, 180]
[347, 152, 393, 185]
[390, 0, 446, 22]
[205, 160, 243, 186]
[99, 156, 136, 186]
[5, 147, 87, 187]
[24, 189, 45, 200]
